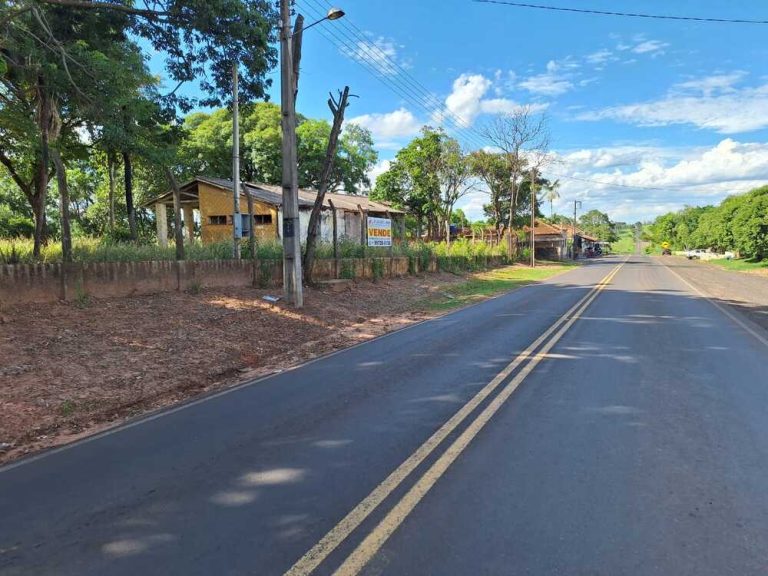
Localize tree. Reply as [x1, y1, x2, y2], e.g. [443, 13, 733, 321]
[1, 0, 279, 255]
[371, 128, 441, 239]
[176, 103, 376, 192]
[468, 150, 511, 241]
[579, 209, 617, 242]
[731, 186, 768, 259]
[481, 105, 549, 256]
[435, 135, 472, 243]
[303, 87, 350, 285]
[544, 179, 560, 219]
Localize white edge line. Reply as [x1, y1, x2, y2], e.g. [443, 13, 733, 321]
[661, 258, 768, 349]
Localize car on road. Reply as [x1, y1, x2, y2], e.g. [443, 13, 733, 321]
[686, 248, 705, 260]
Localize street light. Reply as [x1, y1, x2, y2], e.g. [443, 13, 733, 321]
[303, 7, 346, 31]
[280, 1, 344, 307]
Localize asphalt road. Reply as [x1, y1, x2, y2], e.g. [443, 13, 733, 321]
[3, 256, 768, 575]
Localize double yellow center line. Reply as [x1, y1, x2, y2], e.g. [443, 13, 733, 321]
[285, 259, 627, 576]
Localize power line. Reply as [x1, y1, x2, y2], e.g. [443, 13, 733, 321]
[472, 0, 768, 25]
[296, 0, 491, 150]
[299, 0, 489, 150]
[297, 2, 725, 194]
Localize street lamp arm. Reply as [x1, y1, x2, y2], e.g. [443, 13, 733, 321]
[299, 7, 344, 32]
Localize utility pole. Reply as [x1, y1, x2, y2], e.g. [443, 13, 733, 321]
[572, 200, 582, 260]
[530, 168, 536, 268]
[280, 0, 303, 306]
[232, 62, 242, 260]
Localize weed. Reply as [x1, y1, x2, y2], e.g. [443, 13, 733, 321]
[258, 260, 274, 288]
[59, 399, 76, 417]
[74, 283, 90, 308]
[371, 258, 385, 281]
[186, 281, 202, 295]
[340, 260, 355, 279]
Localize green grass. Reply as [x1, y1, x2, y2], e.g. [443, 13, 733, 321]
[0, 236, 510, 267]
[424, 262, 578, 312]
[612, 229, 637, 254]
[705, 257, 768, 272]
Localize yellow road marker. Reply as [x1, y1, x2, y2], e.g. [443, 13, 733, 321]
[285, 259, 626, 576]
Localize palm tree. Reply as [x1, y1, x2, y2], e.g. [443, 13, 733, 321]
[544, 179, 561, 220]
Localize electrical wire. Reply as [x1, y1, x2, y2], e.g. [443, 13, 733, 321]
[296, 0, 491, 150]
[472, 0, 768, 25]
[296, 1, 737, 194]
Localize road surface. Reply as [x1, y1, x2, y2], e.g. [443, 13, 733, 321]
[3, 256, 768, 575]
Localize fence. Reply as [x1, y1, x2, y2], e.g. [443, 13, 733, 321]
[0, 255, 508, 306]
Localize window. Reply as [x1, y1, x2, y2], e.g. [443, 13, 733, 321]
[254, 214, 273, 225]
[208, 215, 228, 225]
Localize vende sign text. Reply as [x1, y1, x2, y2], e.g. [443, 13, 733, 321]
[367, 217, 392, 247]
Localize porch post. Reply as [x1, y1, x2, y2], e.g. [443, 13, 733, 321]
[155, 203, 168, 248]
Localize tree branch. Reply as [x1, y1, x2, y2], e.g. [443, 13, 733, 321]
[37, 0, 170, 19]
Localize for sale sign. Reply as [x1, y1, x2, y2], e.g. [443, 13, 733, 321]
[367, 217, 392, 247]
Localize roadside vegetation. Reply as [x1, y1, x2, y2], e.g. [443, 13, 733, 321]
[644, 185, 768, 261]
[424, 262, 578, 312]
[706, 258, 768, 273]
[611, 227, 640, 254]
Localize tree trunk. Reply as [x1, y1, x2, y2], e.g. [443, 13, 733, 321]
[32, 84, 53, 258]
[507, 179, 517, 257]
[123, 151, 136, 241]
[303, 87, 350, 285]
[165, 167, 185, 261]
[51, 148, 72, 263]
[108, 154, 116, 233]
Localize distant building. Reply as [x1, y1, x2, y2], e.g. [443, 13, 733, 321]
[524, 220, 568, 260]
[143, 177, 405, 246]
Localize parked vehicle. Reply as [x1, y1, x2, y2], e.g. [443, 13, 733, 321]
[686, 248, 705, 260]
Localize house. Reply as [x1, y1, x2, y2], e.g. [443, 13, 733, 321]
[143, 177, 405, 247]
[552, 224, 600, 258]
[523, 220, 568, 260]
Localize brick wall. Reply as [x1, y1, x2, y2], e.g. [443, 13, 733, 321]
[0, 255, 508, 306]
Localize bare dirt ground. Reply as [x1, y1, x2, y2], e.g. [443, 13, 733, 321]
[0, 272, 476, 463]
[663, 256, 768, 333]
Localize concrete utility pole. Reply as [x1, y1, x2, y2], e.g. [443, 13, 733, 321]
[280, 0, 303, 306]
[572, 200, 582, 260]
[232, 62, 242, 260]
[530, 168, 536, 268]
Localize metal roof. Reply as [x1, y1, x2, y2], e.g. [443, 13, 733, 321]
[143, 177, 404, 214]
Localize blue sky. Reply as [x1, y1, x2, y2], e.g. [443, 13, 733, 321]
[154, 0, 768, 223]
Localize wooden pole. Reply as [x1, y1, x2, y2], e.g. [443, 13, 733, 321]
[232, 62, 241, 259]
[530, 168, 536, 268]
[280, 0, 303, 306]
[359, 204, 367, 261]
[165, 167, 185, 261]
[329, 199, 339, 279]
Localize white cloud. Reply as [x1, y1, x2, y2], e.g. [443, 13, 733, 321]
[578, 75, 768, 134]
[433, 73, 537, 128]
[631, 40, 668, 55]
[518, 59, 577, 96]
[367, 159, 391, 188]
[549, 139, 768, 222]
[586, 49, 615, 66]
[444, 73, 493, 126]
[340, 36, 407, 76]
[673, 71, 746, 97]
[348, 108, 421, 141]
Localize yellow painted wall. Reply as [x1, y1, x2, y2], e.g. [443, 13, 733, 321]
[198, 183, 278, 244]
